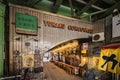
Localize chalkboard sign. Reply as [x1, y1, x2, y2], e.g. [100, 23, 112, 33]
[15, 13, 37, 35]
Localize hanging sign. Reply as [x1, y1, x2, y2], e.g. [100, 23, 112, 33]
[98, 48, 120, 73]
[15, 13, 37, 35]
[112, 12, 120, 38]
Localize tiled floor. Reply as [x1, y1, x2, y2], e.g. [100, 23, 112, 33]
[43, 62, 82, 80]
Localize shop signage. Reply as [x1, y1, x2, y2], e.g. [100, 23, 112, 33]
[43, 20, 65, 29]
[43, 20, 93, 33]
[98, 48, 120, 73]
[15, 13, 37, 35]
[68, 25, 92, 33]
[112, 11, 120, 38]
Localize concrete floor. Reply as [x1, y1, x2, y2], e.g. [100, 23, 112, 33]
[43, 62, 82, 80]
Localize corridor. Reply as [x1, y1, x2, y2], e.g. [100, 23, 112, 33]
[43, 62, 82, 80]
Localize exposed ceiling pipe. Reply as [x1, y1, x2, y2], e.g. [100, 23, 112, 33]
[76, 0, 103, 10]
[80, 9, 107, 18]
[96, 1, 120, 20]
[30, 0, 42, 7]
[90, 9, 107, 15]
[102, 0, 116, 5]
[79, 0, 98, 15]
[92, 5, 103, 10]
[69, 0, 75, 17]
[52, 0, 63, 13]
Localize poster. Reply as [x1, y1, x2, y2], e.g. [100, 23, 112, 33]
[34, 54, 42, 68]
[22, 54, 34, 68]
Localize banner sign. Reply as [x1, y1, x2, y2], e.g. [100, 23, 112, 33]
[15, 13, 37, 35]
[22, 54, 34, 68]
[98, 48, 120, 73]
[112, 13, 120, 38]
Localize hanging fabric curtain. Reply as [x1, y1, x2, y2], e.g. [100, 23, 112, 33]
[98, 43, 120, 73]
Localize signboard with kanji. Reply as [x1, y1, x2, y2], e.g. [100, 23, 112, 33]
[15, 13, 37, 35]
[98, 48, 120, 73]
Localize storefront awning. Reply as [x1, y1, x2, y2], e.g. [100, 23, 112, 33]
[102, 43, 120, 49]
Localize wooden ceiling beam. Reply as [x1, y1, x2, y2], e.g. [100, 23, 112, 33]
[78, 0, 98, 15]
[52, 0, 63, 13]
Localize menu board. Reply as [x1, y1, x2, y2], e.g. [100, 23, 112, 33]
[15, 13, 37, 35]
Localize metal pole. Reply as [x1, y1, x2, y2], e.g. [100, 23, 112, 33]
[69, 0, 75, 17]
[0, 75, 21, 80]
[0, 2, 5, 77]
